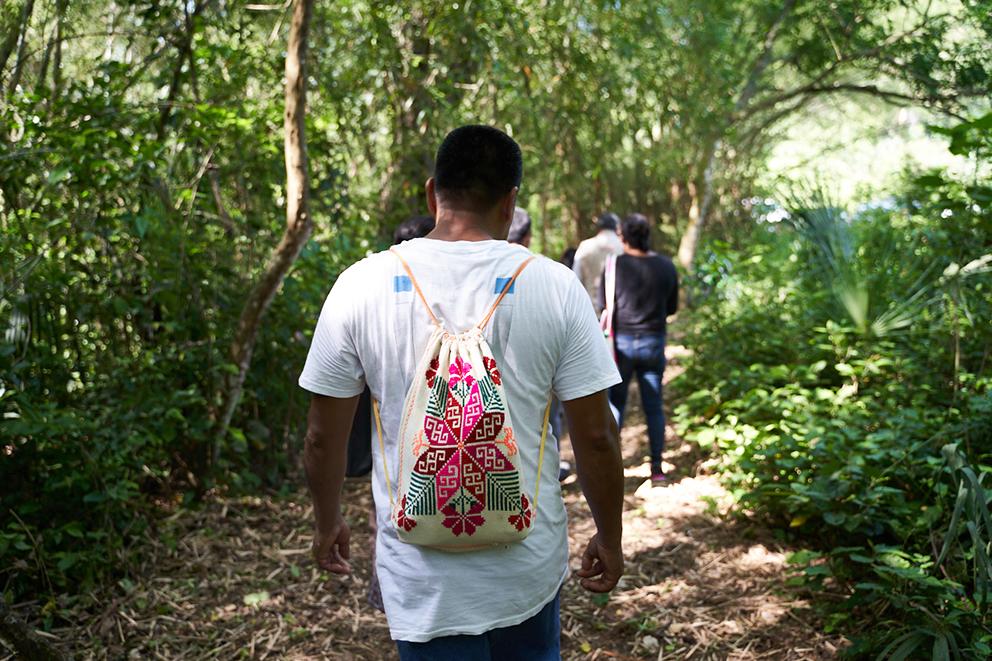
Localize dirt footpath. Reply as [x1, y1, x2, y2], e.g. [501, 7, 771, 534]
[9, 345, 845, 660]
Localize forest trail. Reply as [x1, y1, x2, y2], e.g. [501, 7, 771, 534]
[29, 345, 845, 660]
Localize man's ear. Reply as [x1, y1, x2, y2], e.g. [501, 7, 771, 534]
[426, 177, 438, 216]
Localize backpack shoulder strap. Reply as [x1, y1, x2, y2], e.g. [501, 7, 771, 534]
[476, 255, 536, 331]
[391, 246, 536, 332]
[390, 246, 441, 327]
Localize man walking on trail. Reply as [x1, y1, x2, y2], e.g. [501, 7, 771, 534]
[299, 125, 625, 659]
[572, 211, 624, 314]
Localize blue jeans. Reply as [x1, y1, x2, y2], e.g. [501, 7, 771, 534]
[609, 332, 667, 472]
[395, 593, 560, 660]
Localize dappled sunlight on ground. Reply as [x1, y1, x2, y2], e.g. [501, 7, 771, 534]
[9, 342, 844, 659]
[557, 343, 844, 659]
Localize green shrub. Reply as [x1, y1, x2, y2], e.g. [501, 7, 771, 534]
[673, 163, 992, 656]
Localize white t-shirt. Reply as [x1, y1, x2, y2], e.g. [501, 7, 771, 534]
[298, 238, 620, 642]
[572, 230, 624, 313]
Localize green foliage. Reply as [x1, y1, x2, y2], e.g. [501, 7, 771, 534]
[1, 0, 991, 626]
[0, 6, 376, 600]
[674, 153, 992, 654]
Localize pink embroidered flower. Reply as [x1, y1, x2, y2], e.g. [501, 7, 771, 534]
[483, 356, 502, 385]
[395, 496, 417, 532]
[448, 356, 472, 386]
[441, 502, 486, 536]
[508, 494, 532, 532]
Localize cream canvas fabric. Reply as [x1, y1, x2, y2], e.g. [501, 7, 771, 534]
[380, 249, 548, 549]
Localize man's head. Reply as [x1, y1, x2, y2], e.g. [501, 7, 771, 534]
[507, 207, 532, 246]
[392, 214, 435, 245]
[596, 211, 620, 233]
[427, 125, 522, 237]
[620, 213, 652, 252]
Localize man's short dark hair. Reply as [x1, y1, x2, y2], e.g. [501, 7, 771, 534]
[507, 207, 531, 244]
[621, 213, 652, 252]
[434, 125, 522, 211]
[596, 211, 620, 231]
[392, 214, 435, 245]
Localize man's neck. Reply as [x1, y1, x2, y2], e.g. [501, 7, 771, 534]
[427, 209, 499, 242]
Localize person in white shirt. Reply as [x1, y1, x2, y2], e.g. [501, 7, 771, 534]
[572, 212, 624, 314]
[299, 125, 624, 660]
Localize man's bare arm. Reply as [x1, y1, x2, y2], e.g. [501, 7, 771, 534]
[304, 393, 360, 574]
[563, 390, 624, 592]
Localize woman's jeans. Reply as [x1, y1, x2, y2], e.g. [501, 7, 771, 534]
[609, 332, 667, 471]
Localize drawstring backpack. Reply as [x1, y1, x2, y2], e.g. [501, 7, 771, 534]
[372, 247, 552, 551]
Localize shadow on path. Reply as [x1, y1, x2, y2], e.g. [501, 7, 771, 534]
[557, 343, 845, 660]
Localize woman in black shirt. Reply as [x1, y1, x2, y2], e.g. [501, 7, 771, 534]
[600, 214, 679, 483]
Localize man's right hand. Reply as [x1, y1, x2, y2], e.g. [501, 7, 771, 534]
[563, 391, 625, 593]
[312, 514, 352, 575]
[576, 533, 623, 593]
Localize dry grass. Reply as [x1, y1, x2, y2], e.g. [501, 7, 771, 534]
[3, 344, 846, 660]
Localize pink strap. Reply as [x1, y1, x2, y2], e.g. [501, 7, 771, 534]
[390, 247, 441, 326]
[390, 247, 535, 331]
[476, 257, 535, 331]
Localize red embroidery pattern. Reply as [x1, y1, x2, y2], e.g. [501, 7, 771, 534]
[425, 358, 440, 388]
[402, 355, 522, 539]
[483, 356, 502, 385]
[396, 495, 417, 532]
[508, 494, 532, 532]
[442, 501, 486, 536]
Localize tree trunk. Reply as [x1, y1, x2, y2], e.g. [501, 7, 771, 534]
[34, 18, 55, 97]
[5, 0, 35, 95]
[571, 201, 584, 246]
[50, 0, 64, 97]
[0, 0, 33, 79]
[676, 140, 718, 271]
[674, 0, 795, 273]
[379, 8, 434, 224]
[156, 1, 206, 140]
[537, 190, 549, 255]
[212, 0, 314, 470]
[561, 203, 575, 248]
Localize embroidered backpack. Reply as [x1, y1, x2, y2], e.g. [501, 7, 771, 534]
[373, 247, 551, 550]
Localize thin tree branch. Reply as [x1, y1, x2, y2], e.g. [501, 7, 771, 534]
[5, 0, 36, 95]
[212, 0, 315, 472]
[736, 0, 798, 111]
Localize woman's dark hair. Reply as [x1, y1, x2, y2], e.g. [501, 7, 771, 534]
[434, 125, 523, 211]
[620, 213, 651, 252]
[392, 214, 435, 245]
[560, 247, 577, 270]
